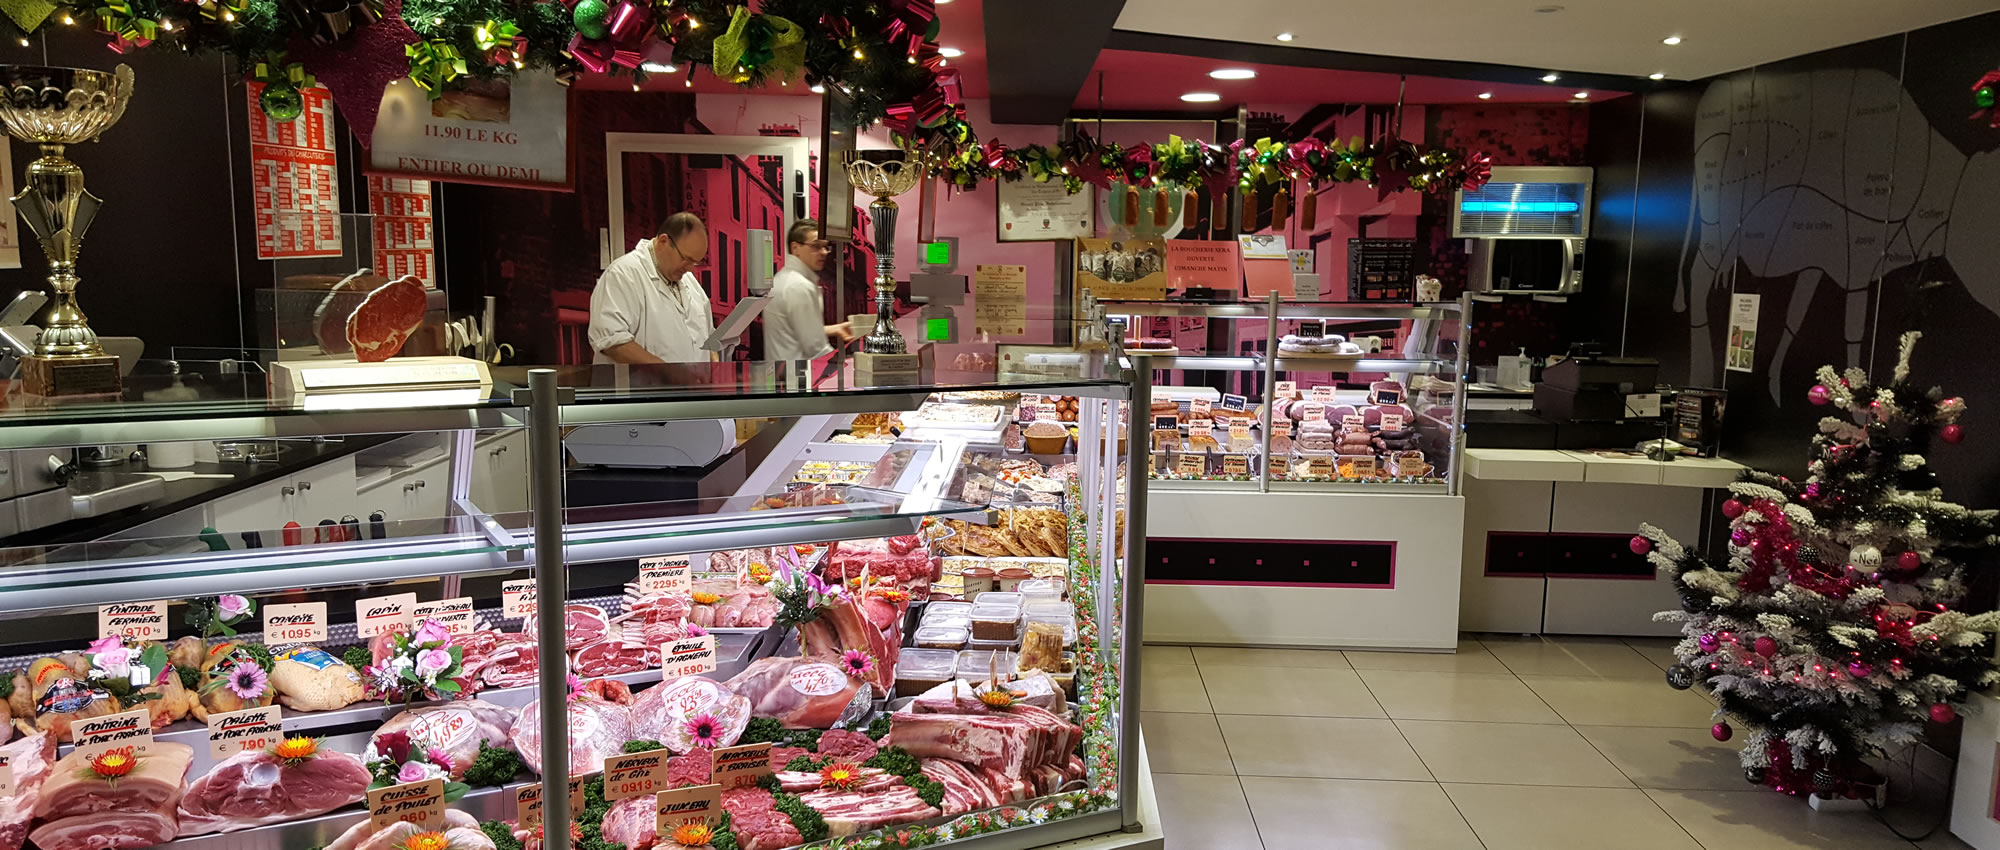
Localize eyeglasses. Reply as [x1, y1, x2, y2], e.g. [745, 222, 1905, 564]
[795, 240, 832, 252]
[666, 237, 709, 269]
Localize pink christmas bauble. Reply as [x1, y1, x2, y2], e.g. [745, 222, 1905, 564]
[1630, 536, 1653, 555]
[1721, 499, 1745, 519]
[1754, 636, 1778, 657]
[1897, 551, 1922, 571]
[1942, 424, 1965, 444]
[1931, 704, 1958, 724]
[1807, 385, 1831, 405]
[1847, 660, 1873, 678]
[1711, 722, 1733, 741]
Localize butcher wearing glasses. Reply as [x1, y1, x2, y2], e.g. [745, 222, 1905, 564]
[588, 211, 719, 364]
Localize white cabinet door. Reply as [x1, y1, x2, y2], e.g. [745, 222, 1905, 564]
[471, 431, 529, 517]
[290, 455, 359, 529]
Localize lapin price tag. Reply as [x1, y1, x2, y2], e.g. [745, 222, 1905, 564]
[711, 742, 774, 788]
[355, 593, 417, 638]
[502, 579, 537, 619]
[412, 597, 475, 635]
[208, 705, 283, 761]
[639, 556, 692, 596]
[368, 778, 446, 830]
[263, 602, 327, 644]
[73, 708, 155, 759]
[97, 601, 168, 641]
[604, 750, 671, 801]
[661, 634, 718, 679]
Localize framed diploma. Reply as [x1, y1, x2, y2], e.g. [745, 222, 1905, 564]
[997, 179, 1094, 242]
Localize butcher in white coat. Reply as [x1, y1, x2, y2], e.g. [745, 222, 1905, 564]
[763, 218, 852, 361]
[588, 211, 718, 364]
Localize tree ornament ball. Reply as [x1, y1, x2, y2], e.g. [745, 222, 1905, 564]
[1813, 767, 1839, 795]
[572, 0, 611, 39]
[1721, 498, 1744, 519]
[1981, 86, 1997, 109]
[1711, 721, 1733, 741]
[1697, 633, 1719, 653]
[1797, 545, 1820, 564]
[1851, 545, 1882, 568]
[1931, 703, 1958, 724]
[1943, 423, 1965, 444]
[1665, 663, 1697, 690]
[1745, 766, 1767, 785]
[1629, 535, 1653, 555]
[259, 81, 304, 122]
[1847, 660, 1873, 678]
[1730, 527, 1752, 546]
[1754, 636, 1778, 657]
[1897, 551, 1922, 571]
[1807, 384, 1831, 405]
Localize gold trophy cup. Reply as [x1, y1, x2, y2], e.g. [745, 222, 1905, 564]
[0, 64, 133, 396]
[843, 147, 924, 358]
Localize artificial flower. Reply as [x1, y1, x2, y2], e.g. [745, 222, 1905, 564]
[93, 646, 132, 677]
[375, 730, 414, 765]
[412, 619, 450, 647]
[396, 830, 451, 850]
[89, 747, 136, 780]
[686, 624, 708, 638]
[692, 591, 722, 605]
[397, 761, 430, 783]
[217, 594, 252, 618]
[840, 649, 875, 679]
[415, 648, 452, 675]
[426, 747, 454, 774]
[85, 635, 124, 656]
[819, 761, 862, 791]
[567, 673, 583, 697]
[225, 663, 269, 700]
[669, 822, 714, 847]
[272, 736, 320, 764]
[684, 713, 723, 749]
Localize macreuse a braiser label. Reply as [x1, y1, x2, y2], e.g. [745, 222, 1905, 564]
[97, 601, 167, 641]
[655, 783, 722, 834]
[207, 705, 284, 761]
[603, 750, 669, 802]
[262, 602, 328, 644]
[355, 592, 417, 638]
[638, 555, 692, 596]
[711, 742, 772, 788]
[367, 778, 446, 829]
[660, 634, 718, 679]
[73, 708, 155, 759]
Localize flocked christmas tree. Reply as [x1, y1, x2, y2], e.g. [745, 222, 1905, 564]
[1637, 331, 2000, 798]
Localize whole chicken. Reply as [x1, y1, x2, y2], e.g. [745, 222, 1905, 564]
[13, 657, 118, 742]
[191, 643, 276, 723]
[268, 645, 364, 712]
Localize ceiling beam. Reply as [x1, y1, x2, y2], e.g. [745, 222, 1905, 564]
[1105, 30, 1658, 93]
[985, 0, 1130, 124]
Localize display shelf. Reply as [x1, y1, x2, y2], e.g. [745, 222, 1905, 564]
[1144, 354, 1454, 374]
[1101, 300, 1459, 320]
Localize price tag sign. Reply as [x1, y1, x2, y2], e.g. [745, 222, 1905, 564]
[1345, 456, 1379, 478]
[1228, 422, 1254, 450]
[1176, 454, 1206, 476]
[502, 579, 537, 619]
[413, 597, 475, 635]
[1306, 457, 1335, 478]
[655, 784, 723, 834]
[74, 708, 154, 759]
[639, 556, 692, 596]
[1302, 405, 1326, 423]
[515, 784, 544, 831]
[604, 750, 671, 802]
[712, 742, 773, 789]
[1342, 414, 1366, 429]
[1190, 398, 1211, 417]
[97, 601, 167, 641]
[263, 602, 327, 645]
[368, 778, 446, 830]
[1381, 413, 1406, 431]
[207, 705, 283, 761]
[0, 753, 13, 797]
[356, 593, 417, 638]
[1220, 393, 1248, 412]
[1151, 414, 1178, 431]
[1189, 417, 1213, 432]
[1273, 420, 1292, 437]
[1222, 456, 1249, 476]
[1298, 320, 1325, 338]
[1311, 385, 1336, 402]
[1275, 381, 1298, 400]
[571, 771, 598, 811]
[661, 634, 718, 679]
[1036, 402, 1059, 420]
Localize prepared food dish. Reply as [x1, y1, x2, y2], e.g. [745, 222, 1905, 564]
[909, 402, 1005, 426]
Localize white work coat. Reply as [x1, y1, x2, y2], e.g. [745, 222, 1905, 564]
[764, 254, 832, 361]
[587, 238, 716, 363]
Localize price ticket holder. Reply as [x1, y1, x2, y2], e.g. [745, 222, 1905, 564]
[270, 356, 494, 401]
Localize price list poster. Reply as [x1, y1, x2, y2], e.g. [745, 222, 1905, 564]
[247, 82, 342, 259]
[367, 176, 435, 286]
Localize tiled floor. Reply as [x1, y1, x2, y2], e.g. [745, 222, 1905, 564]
[1141, 634, 1972, 850]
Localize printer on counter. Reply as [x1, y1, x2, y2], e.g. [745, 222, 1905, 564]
[1526, 346, 1667, 449]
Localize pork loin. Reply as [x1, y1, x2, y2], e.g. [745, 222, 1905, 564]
[175, 747, 371, 835]
[724, 656, 863, 729]
[35, 740, 194, 821]
[510, 678, 633, 775]
[0, 732, 55, 850]
[629, 675, 751, 753]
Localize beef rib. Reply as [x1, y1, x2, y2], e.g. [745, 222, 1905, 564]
[345, 274, 429, 362]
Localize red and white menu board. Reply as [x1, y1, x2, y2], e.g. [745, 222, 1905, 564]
[247, 81, 342, 259]
[367, 176, 435, 286]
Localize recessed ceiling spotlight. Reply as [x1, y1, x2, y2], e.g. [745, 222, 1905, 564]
[1209, 68, 1257, 80]
[1662, 35, 1682, 45]
[1477, 92, 1493, 100]
[810, 83, 826, 93]
[1649, 72, 1666, 80]
[1275, 32, 1294, 42]
[939, 47, 964, 58]
[1181, 92, 1222, 102]
[1541, 73, 1559, 83]
[1573, 91, 1589, 99]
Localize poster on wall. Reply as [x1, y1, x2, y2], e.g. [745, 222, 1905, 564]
[368, 72, 572, 190]
[997, 179, 1093, 241]
[1726, 293, 1760, 373]
[1074, 237, 1168, 301]
[973, 264, 1027, 338]
[367, 177, 435, 286]
[247, 81, 342, 260]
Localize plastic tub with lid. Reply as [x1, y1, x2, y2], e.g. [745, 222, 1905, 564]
[895, 648, 958, 697]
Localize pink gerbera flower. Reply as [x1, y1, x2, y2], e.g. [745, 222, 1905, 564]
[225, 663, 268, 700]
[684, 713, 724, 749]
[840, 649, 875, 679]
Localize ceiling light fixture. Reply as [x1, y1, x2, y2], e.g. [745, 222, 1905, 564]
[939, 47, 963, 57]
[1181, 92, 1222, 103]
[1649, 72, 1666, 80]
[1275, 32, 1293, 42]
[1541, 73, 1559, 82]
[1209, 68, 1257, 80]
[810, 83, 826, 93]
[1573, 91, 1589, 99]
[641, 62, 677, 73]
[1477, 92, 1493, 100]
[1662, 35, 1682, 45]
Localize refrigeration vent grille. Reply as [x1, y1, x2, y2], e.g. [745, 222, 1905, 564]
[1454, 182, 1588, 236]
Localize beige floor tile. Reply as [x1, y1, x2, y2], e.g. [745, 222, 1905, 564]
[1142, 711, 1236, 775]
[1396, 720, 1631, 787]
[1201, 666, 1385, 717]
[1144, 644, 1196, 665]
[1152, 772, 1264, 850]
[1626, 637, 1685, 670]
[1520, 675, 1719, 727]
[1217, 715, 1431, 780]
[1646, 789, 1920, 849]
[1480, 634, 1665, 678]
[1918, 832, 1977, 850]
[1238, 776, 1483, 850]
[1444, 784, 1701, 850]
[1193, 645, 1352, 669]
[1356, 670, 1565, 723]
[1141, 661, 1213, 713]
[1574, 725, 1752, 790]
[1346, 640, 1512, 674]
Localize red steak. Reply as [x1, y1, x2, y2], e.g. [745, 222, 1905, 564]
[344, 274, 428, 362]
[314, 270, 381, 355]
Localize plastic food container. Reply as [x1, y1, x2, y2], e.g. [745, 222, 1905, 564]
[1017, 578, 1065, 603]
[1024, 601, 1073, 622]
[969, 604, 1022, 641]
[973, 591, 1024, 608]
[896, 648, 958, 697]
[960, 567, 995, 596]
[912, 624, 969, 650]
[1024, 612, 1077, 645]
[995, 566, 1033, 592]
[923, 612, 972, 631]
[966, 636, 1018, 653]
[923, 601, 973, 620]
[957, 649, 1017, 681]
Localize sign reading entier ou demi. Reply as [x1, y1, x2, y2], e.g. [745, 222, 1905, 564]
[368, 73, 571, 190]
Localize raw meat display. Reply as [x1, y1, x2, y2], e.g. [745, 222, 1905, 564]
[792, 784, 941, 837]
[629, 675, 751, 753]
[313, 269, 380, 355]
[479, 634, 541, 688]
[725, 656, 864, 729]
[571, 635, 660, 676]
[795, 590, 905, 697]
[453, 629, 507, 682]
[373, 700, 517, 779]
[689, 579, 780, 629]
[599, 795, 658, 849]
[823, 536, 935, 585]
[16, 656, 115, 742]
[664, 747, 715, 788]
[885, 708, 1079, 779]
[920, 757, 997, 816]
[175, 746, 371, 835]
[721, 786, 804, 850]
[344, 273, 428, 363]
[814, 728, 880, 762]
[27, 801, 179, 850]
[325, 807, 496, 850]
[774, 767, 901, 794]
[510, 678, 634, 775]
[523, 603, 611, 650]
[0, 732, 54, 850]
[269, 644, 365, 712]
[36, 740, 195, 821]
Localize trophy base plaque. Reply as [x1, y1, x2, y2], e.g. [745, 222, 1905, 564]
[21, 353, 121, 397]
[853, 350, 929, 386]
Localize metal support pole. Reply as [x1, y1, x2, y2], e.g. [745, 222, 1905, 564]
[1260, 290, 1279, 492]
[1450, 293, 1473, 497]
[529, 368, 572, 850]
[1118, 361, 1151, 832]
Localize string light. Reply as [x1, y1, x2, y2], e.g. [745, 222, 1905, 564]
[853, 47, 864, 60]
[15, 37, 25, 46]
[160, 18, 172, 29]
[60, 14, 73, 24]
[222, 9, 234, 20]
[432, 16, 442, 24]
[687, 16, 699, 28]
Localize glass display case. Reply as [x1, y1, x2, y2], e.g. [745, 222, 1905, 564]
[0, 358, 1144, 850]
[1105, 293, 1467, 494]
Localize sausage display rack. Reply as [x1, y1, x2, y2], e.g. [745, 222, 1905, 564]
[0, 361, 1146, 850]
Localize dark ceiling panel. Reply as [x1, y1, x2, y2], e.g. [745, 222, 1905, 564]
[985, 0, 1130, 124]
[1105, 30, 1655, 93]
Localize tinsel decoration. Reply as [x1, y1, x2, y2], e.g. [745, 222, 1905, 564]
[95, 0, 157, 53]
[472, 19, 524, 66]
[566, 0, 647, 73]
[404, 38, 467, 99]
[1974, 69, 2000, 128]
[0, 0, 55, 32]
[710, 6, 805, 84]
[289, 0, 418, 146]
[250, 52, 315, 122]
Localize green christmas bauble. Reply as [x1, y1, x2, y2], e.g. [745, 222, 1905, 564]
[259, 81, 304, 123]
[1979, 87, 1996, 109]
[572, 0, 610, 40]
